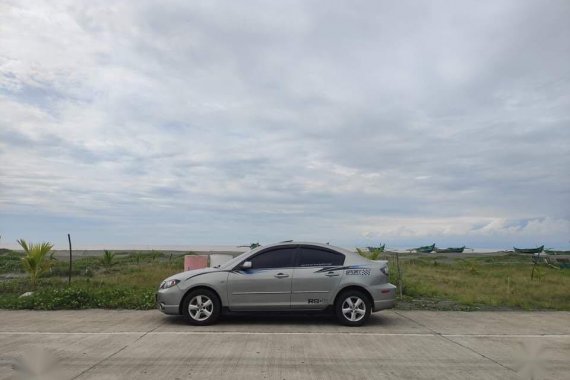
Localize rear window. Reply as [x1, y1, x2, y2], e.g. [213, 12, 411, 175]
[297, 247, 344, 267]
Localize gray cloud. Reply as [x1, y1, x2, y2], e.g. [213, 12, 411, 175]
[0, 0, 569, 248]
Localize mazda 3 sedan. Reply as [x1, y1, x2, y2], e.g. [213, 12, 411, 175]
[156, 242, 396, 326]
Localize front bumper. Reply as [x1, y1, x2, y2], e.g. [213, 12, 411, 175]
[156, 289, 182, 315]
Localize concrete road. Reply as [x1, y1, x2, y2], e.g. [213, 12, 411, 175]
[0, 310, 568, 379]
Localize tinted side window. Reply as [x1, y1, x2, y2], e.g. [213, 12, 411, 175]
[249, 248, 296, 269]
[297, 247, 344, 267]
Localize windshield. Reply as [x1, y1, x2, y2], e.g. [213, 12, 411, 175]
[220, 247, 261, 269]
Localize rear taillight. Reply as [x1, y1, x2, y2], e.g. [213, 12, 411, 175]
[380, 265, 389, 276]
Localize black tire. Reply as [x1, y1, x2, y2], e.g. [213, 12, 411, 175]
[182, 288, 221, 326]
[335, 290, 371, 326]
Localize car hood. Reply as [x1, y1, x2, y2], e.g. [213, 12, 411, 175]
[163, 267, 219, 283]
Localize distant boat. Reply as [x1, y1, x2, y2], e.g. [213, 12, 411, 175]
[513, 245, 544, 254]
[367, 244, 385, 253]
[414, 244, 435, 253]
[435, 246, 466, 253]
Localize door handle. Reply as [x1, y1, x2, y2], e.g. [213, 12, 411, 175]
[325, 272, 340, 277]
[274, 273, 289, 279]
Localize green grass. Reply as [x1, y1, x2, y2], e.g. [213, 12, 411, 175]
[0, 249, 569, 311]
[387, 253, 570, 310]
[0, 250, 185, 310]
[0, 286, 156, 310]
[0, 250, 23, 273]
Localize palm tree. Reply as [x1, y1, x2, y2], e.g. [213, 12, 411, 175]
[101, 250, 116, 271]
[17, 239, 55, 287]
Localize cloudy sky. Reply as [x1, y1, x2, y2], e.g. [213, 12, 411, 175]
[1, 0, 569, 249]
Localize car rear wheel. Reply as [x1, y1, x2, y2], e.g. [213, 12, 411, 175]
[182, 289, 221, 326]
[335, 290, 371, 326]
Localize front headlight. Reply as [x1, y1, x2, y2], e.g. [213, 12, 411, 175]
[160, 279, 180, 289]
[380, 266, 389, 276]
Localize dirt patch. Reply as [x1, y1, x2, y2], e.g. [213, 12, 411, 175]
[395, 297, 518, 311]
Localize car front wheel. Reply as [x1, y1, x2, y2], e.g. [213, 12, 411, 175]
[182, 289, 221, 326]
[335, 290, 371, 326]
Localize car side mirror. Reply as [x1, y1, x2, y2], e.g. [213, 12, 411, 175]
[241, 261, 252, 269]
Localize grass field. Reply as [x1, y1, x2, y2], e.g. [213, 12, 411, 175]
[0, 249, 569, 311]
[386, 253, 570, 310]
[0, 250, 184, 310]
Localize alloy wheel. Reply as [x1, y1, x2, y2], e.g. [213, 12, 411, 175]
[341, 296, 366, 322]
[187, 295, 214, 321]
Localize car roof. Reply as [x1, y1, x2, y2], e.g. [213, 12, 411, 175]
[255, 241, 355, 256]
[220, 241, 369, 270]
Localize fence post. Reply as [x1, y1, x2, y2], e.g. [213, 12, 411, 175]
[67, 233, 72, 285]
[396, 251, 403, 298]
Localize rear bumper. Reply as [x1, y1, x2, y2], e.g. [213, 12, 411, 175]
[371, 283, 397, 312]
[373, 298, 396, 311]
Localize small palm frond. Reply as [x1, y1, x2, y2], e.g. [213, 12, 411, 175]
[101, 250, 117, 269]
[17, 239, 29, 253]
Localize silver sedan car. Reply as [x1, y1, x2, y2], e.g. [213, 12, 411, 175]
[156, 242, 396, 326]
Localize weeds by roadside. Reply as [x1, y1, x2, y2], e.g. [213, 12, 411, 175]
[0, 286, 155, 310]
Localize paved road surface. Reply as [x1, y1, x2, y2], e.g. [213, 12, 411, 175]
[0, 310, 568, 379]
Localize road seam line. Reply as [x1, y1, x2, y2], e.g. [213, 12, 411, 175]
[69, 320, 165, 379]
[394, 311, 518, 373]
[69, 340, 134, 380]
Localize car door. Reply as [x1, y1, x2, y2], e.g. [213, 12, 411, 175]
[227, 247, 296, 311]
[291, 246, 345, 309]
